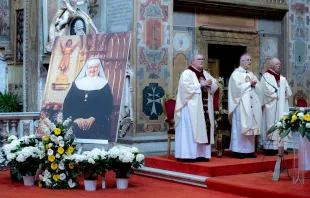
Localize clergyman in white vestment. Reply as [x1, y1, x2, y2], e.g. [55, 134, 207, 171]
[261, 58, 292, 155]
[174, 54, 218, 162]
[228, 54, 262, 159]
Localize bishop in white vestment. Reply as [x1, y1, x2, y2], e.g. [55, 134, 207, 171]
[174, 54, 218, 162]
[261, 58, 292, 155]
[228, 54, 262, 159]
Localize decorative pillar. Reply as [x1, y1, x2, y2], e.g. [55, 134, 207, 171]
[1, 120, 9, 143]
[10, 120, 19, 136]
[23, 0, 39, 112]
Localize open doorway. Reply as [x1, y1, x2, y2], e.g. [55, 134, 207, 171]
[208, 44, 247, 87]
[208, 44, 246, 150]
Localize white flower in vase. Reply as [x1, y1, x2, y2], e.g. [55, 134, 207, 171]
[59, 141, 65, 147]
[130, 147, 139, 154]
[47, 149, 54, 156]
[136, 154, 145, 163]
[68, 179, 76, 188]
[59, 161, 65, 170]
[59, 173, 66, 180]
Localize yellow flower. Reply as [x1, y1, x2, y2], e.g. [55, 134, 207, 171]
[44, 136, 49, 141]
[69, 164, 74, 169]
[54, 128, 61, 135]
[53, 174, 60, 181]
[51, 163, 58, 170]
[38, 182, 42, 188]
[291, 115, 297, 123]
[48, 155, 56, 162]
[283, 116, 287, 121]
[67, 146, 74, 154]
[303, 114, 310, 122]
[57, 147, 64, 154]
[45, 144, 50, 149]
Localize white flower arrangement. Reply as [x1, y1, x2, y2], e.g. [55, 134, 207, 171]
[1, 135, 43, 177]
[107, 145, 144, 178]
[38, 116, 79, 189]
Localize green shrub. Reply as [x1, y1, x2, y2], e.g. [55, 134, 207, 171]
[0, 91, 23, 112]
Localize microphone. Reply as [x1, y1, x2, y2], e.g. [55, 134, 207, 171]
[259, 72, 277, 93]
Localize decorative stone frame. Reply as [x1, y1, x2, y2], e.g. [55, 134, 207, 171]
[196, 26, 260, 76]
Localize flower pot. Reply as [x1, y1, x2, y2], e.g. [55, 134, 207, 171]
[23, 176, 35, 186]
[101, 177, 106, 189]
[116, 178, 128, 189]
[84, 179, 97, 191]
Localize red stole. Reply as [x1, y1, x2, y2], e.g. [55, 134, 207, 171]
[188, 66, 210, 144]
[266, 69, 280, 84]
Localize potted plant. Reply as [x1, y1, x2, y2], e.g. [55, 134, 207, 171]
[107, 145, 144, 189]
[38, 114, 80, 189]
[1, 135, 39, 182]
[75, 148, 107, 191]
[0, 91, 22, 112]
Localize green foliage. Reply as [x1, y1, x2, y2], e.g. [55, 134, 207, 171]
[0, 91, 22, 112]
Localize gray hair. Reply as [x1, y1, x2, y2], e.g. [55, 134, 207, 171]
[191, 53, 202, 62]
[240, 54, 251, 62]
[270, 57, 280, 66]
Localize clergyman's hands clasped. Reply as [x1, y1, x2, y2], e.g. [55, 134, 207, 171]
[200, 79, 212, 87]
[250, 79, 257, 87]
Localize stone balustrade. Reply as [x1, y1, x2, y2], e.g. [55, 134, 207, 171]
[0, 112, 40, 143]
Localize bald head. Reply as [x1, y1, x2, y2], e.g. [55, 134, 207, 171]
[270, 58, 281, 74]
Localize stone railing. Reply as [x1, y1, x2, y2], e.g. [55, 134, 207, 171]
[0, 112, 40, 143]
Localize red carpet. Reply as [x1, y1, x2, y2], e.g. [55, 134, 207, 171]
[145, 153, 295, 177]
[0, 170, 245, 198]
[206, 170, 310, 198]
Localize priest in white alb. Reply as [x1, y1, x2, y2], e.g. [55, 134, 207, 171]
[228, 54, 262, 159]
[261, 58, 292, 156]
[174, 53, 218, 162]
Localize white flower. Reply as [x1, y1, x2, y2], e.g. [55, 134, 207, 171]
[276, 122, 282, 128]
[8, 135, 18, 142]
[59, 141, 65, 147]
[45, 179, 52, 186]
[50, 135, 58, 143]
[68, 179, 76, 188]
[59, 173, 66, 180]
[59, 161, 65, 170]
[40, 123, 51, 134]
[130, 147, 139, 154]
[6, 153, 16, 162]
[283, 112, 288, 116]
[49, 143, 54, 147]
[136, 154, 144, 163]
[63, 117, 72, 126]
[87, 158, 95, 164]
[57, 136, 63, 141]
[57, 112, 63, 124]
[29, 135, 36, 139]
[47, 149, 54, 156]
[306, 123, 310, 129]
[56, 153, 61, 158]
[299, 107, 305, 112]
[44, 117, 56, 131]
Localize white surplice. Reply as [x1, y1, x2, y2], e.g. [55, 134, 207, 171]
[261, 72, 292, 150]
[228, 66, 262, 153]
[175, 105, 211, 159]
[174, 68, 218, 159]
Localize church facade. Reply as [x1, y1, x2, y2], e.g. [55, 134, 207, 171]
[0, 0, 309, 149]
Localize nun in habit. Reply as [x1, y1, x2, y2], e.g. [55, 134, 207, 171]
[63, 58, 113, 141]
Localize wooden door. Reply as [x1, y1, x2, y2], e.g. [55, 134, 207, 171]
[207, 58, 220, 78]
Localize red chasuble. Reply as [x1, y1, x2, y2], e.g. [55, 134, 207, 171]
[266, 69, 280, 84]
[188, 66, 211, 144]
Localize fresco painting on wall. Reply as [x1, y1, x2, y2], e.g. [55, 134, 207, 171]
[137, 0, 171, 132]
[0, 0, 9, 39]
[38, 33, 131, 142]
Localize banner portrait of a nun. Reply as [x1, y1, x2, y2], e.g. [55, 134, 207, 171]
[62, 58, 113, 140]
